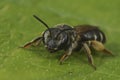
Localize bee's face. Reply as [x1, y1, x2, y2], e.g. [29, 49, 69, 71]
[43, 28, 68, 53]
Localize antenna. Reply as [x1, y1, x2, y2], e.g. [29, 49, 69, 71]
[33, 15, 52, 36]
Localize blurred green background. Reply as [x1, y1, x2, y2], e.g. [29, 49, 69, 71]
[0, 0, 120, 80]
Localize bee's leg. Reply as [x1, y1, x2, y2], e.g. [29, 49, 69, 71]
[83, 43, 96, 70]
[91, 41, 113, 56]
[59, 49, 72, 64]
[21, 37, 43, 48]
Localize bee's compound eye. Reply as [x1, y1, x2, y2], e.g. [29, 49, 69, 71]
[47, 35, 51, 38]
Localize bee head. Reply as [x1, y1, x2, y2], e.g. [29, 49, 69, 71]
[43, 28, 68, 53]
[33, 15, 70, 53]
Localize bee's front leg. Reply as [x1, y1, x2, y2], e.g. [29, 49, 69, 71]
[21, 37, 43, 48]
[59, 49, 73, 64]
[59, 42, 77, 64]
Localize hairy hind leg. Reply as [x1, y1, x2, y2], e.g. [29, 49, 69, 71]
[91, 40, 113, 56]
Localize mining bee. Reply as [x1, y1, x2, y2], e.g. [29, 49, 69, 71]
[21, 15, 113, 70]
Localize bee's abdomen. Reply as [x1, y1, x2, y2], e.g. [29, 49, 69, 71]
[81, 29, 106, 43]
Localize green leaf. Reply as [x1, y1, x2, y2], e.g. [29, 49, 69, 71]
[0, 0, 120, 80]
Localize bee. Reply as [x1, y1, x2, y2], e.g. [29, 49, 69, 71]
[21, 15, 113, 70]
